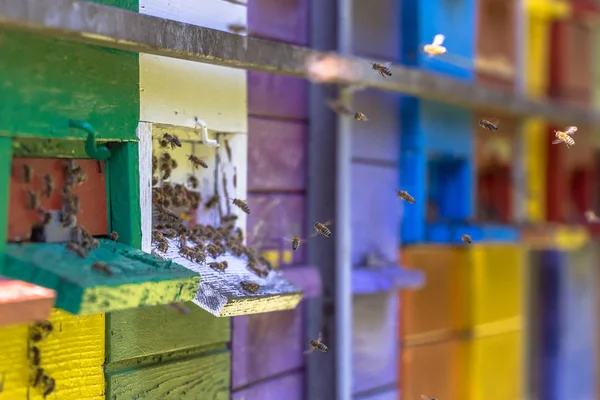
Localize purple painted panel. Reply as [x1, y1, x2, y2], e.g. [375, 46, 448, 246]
[282, 265, 322, 298]
[247, 194, 306, 265]
[351, 0, 400, 60]
[248, 117, 307, 192]
[248, 0, 309, 45]
[231, 372, 304, 400]
[350, 164, 399, 266]
[351, 90, 400, 162]
[232, 303, 305, 390]
[248, 72, 308, 120]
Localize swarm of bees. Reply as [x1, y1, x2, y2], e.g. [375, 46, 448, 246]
[304, 332, 328, 355]
[29, 321, 56, 397]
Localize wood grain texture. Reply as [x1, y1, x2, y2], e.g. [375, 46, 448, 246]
[248, 72, 309, 120]
[141, 0, 246, 31]
[232, 304, 304, 389]
[8, 158, 108, 241]
[248, 0, 309, 45]
[0, 30, 139, 141]
[106, 350, 230, 400]
[157, 240, 302, 317]
[351, 0, 400, 60]
[138, 123, 153, 253]
[352, 292, 398, 395]
[247, 194, 307, 265]
[0, 280, 55, 326]
[29, 309, 105, 400]
[247, 117, 307, 192]
[231, 371, 304, 400]
[0, 323, 29, 398]
[107, 303, 230, 363]
[2, 240, 199, 314]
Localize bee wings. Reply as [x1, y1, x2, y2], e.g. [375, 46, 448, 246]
[552, 139, 564, 144]
[432, 34, 445, 46]
[565, 126, 578, 135]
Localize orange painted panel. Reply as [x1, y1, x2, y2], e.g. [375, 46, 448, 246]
[8, 158, 108, 241]
[400, 340, 463, 400]
[401, 246, 467, 338]
[0, 279, 56, 326]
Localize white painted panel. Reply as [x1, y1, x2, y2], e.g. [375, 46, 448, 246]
[137, 122, 153, 253]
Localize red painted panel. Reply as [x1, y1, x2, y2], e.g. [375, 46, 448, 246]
[248, 72, 308, 120]
[231, 303, 305, 389]
[248, 117, 307, 192]
[570, 168, 594, 219]
[231, 372, 304, 400]
[248, 0, 309, 45]
[8, 158, 108, 241]
[247, 194, 306, 265]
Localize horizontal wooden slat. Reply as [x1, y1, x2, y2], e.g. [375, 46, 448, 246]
[248, 117, 307, 192]
[106, 350, 230, 399]
[248, 72, 308, 120]
[232, 304, 305, 389]
[107, 303, 230, 363]
[247, 0, 309, 45]
[0, 279, 55, 326]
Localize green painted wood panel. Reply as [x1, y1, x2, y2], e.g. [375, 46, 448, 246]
[106, 350, 230, 399]
[107, 303, 231, 363]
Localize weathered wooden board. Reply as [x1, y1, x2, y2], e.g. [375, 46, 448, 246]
[232, 303, 305, 389]
[248, 0, 309, 45]
[157, 240, 302, 317]
[0, 279, 56, 326]
[351, 0, 400, 60]
[231, 371, 304, 400]
[8, 158, 108, 241]
[106, 350, 230, 399]
[107, 302, 230, 363]
[353, 292, 399, 395]
[29, 309, 106, 400]
[248, 72, 309, 120]
[2, 240, 199, 314]
[247, 117, 307, 192]
[0, 323, 29, 398]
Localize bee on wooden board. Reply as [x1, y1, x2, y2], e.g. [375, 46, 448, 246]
[240, 280, 260, 294]
[92, 262, 113, 276]
[231, 198, 250, 214]
[30, 321, 53, 342]
[187, 174, 199, 189]
[552, 126, 577, 148]
[42, 174, 54, 198]
[396, 190, 416, 204]
[461, 234, 472, 244]
[23, 164, 33, 183]
[31, 367, 44, 388]
[371, 61, 392, 78]
[156, 205, 180, 223]
[304, 332, 328, 355]
[27, 190, 40, 210]
[209, 261, 229, 272]
[283, 236, 308, 251]
[313, 221, 332, 237]
[354, 112, 369, 121]
[227, 23, 247, 34]
[586, 210, 600, 223]
[423, 34, 447, 56]
[42, 374, 55, 397]
[30, 346, 41, 366]
[188, 154, 209, 169]
[66, 241, 87, 258]
[159, 133, 182, 150]
[478, 118, 499, 131]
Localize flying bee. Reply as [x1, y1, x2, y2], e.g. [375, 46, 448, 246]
[283, 236, 308, 251]
[354, 112, 369, 121]
[240, 280, 260, 294]
[23, 164, 33, 183]
[209, 261, 228, 272]
[304, 332, 328, 355]
[371, 61, 392, 77]
[313, 221, 332, 237]
[188, 155, 208, 169]
[423, 34, 447, 56]
[478, 118, 499, 131]
[461, 234, 472, 244]
[227, 23, 247, 34]
[187, 174, 199, 189]
[66, 241, 87, 258]
[552, 126, 577, 147]
[159, 133, 182, 149]
[42, 174, 54, 198]
[231, 198, 250, 214]
[585, 210, 600, 222]
[326, 99, 354, 116]
[396, 190, 416, 204]
[27, 190, 40, 210]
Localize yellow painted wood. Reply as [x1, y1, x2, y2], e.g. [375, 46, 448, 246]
[523, 119, 546, 222]
[0, 323, 29, 399]
[555, 225, 590, 251]
[29, 309, 105, 400]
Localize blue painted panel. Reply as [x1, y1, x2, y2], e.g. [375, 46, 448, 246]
[427, 157, 471, 220]
[400, 152, 426, 243]
[425, 223, 519, 243]
[421, 101, 473, 156]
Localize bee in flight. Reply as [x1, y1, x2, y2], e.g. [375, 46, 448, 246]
[461, 234, 472, 244]
[304, 332, 328, 355]
[231, 198, 250, 214]
[585, 210, 600, 223]
[159, 133, 182, 150]
[327, 99, 354, 116]
[478, 118, 499, 131]
[396, 190, 416, 204]
[371, 62, 392, 78]
[313, 221, 332, 237]
[188, 154, 208, 169]
[283, 235, 309, 251]
[552, 126, 577, 148]
[354, 112, 369, 121]
[423, 34, 447, 57]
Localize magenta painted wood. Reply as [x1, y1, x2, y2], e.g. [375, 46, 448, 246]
[351, 0, 400, 60]
[231, 303, 305, 390]
[231, 372, 304, 400]
[248, 117, 307, 192]
[248, 0, 309, 45]
[248, 72, 308, 120]
[282, 265, 322, 298]
[247, 194, 307, 265]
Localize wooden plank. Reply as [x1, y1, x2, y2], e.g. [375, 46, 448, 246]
[247, 117, 307, 192]
[248, 72, 309, 120]
[0, 279, 55, 326]
[29, 309, 106, 400]
[476, 0, 516, 81]
[248, 0, 309, 45]
[106, 350, 230, 399]
[158, 240, 302, 317]
[352, 267, 424, 294]
[351, 0, 400, 60]
[232, 304, 304, 389]
[107, 303, 230, 363]
[2, 240, 200, 314]
[231, 372, 304, 400]
[0, 323, 29, 398]
[8, 158, 109, 241]
[138, 122, 153, 253]
[0, 30, 139, 141]
[352, 292, 398, 395]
